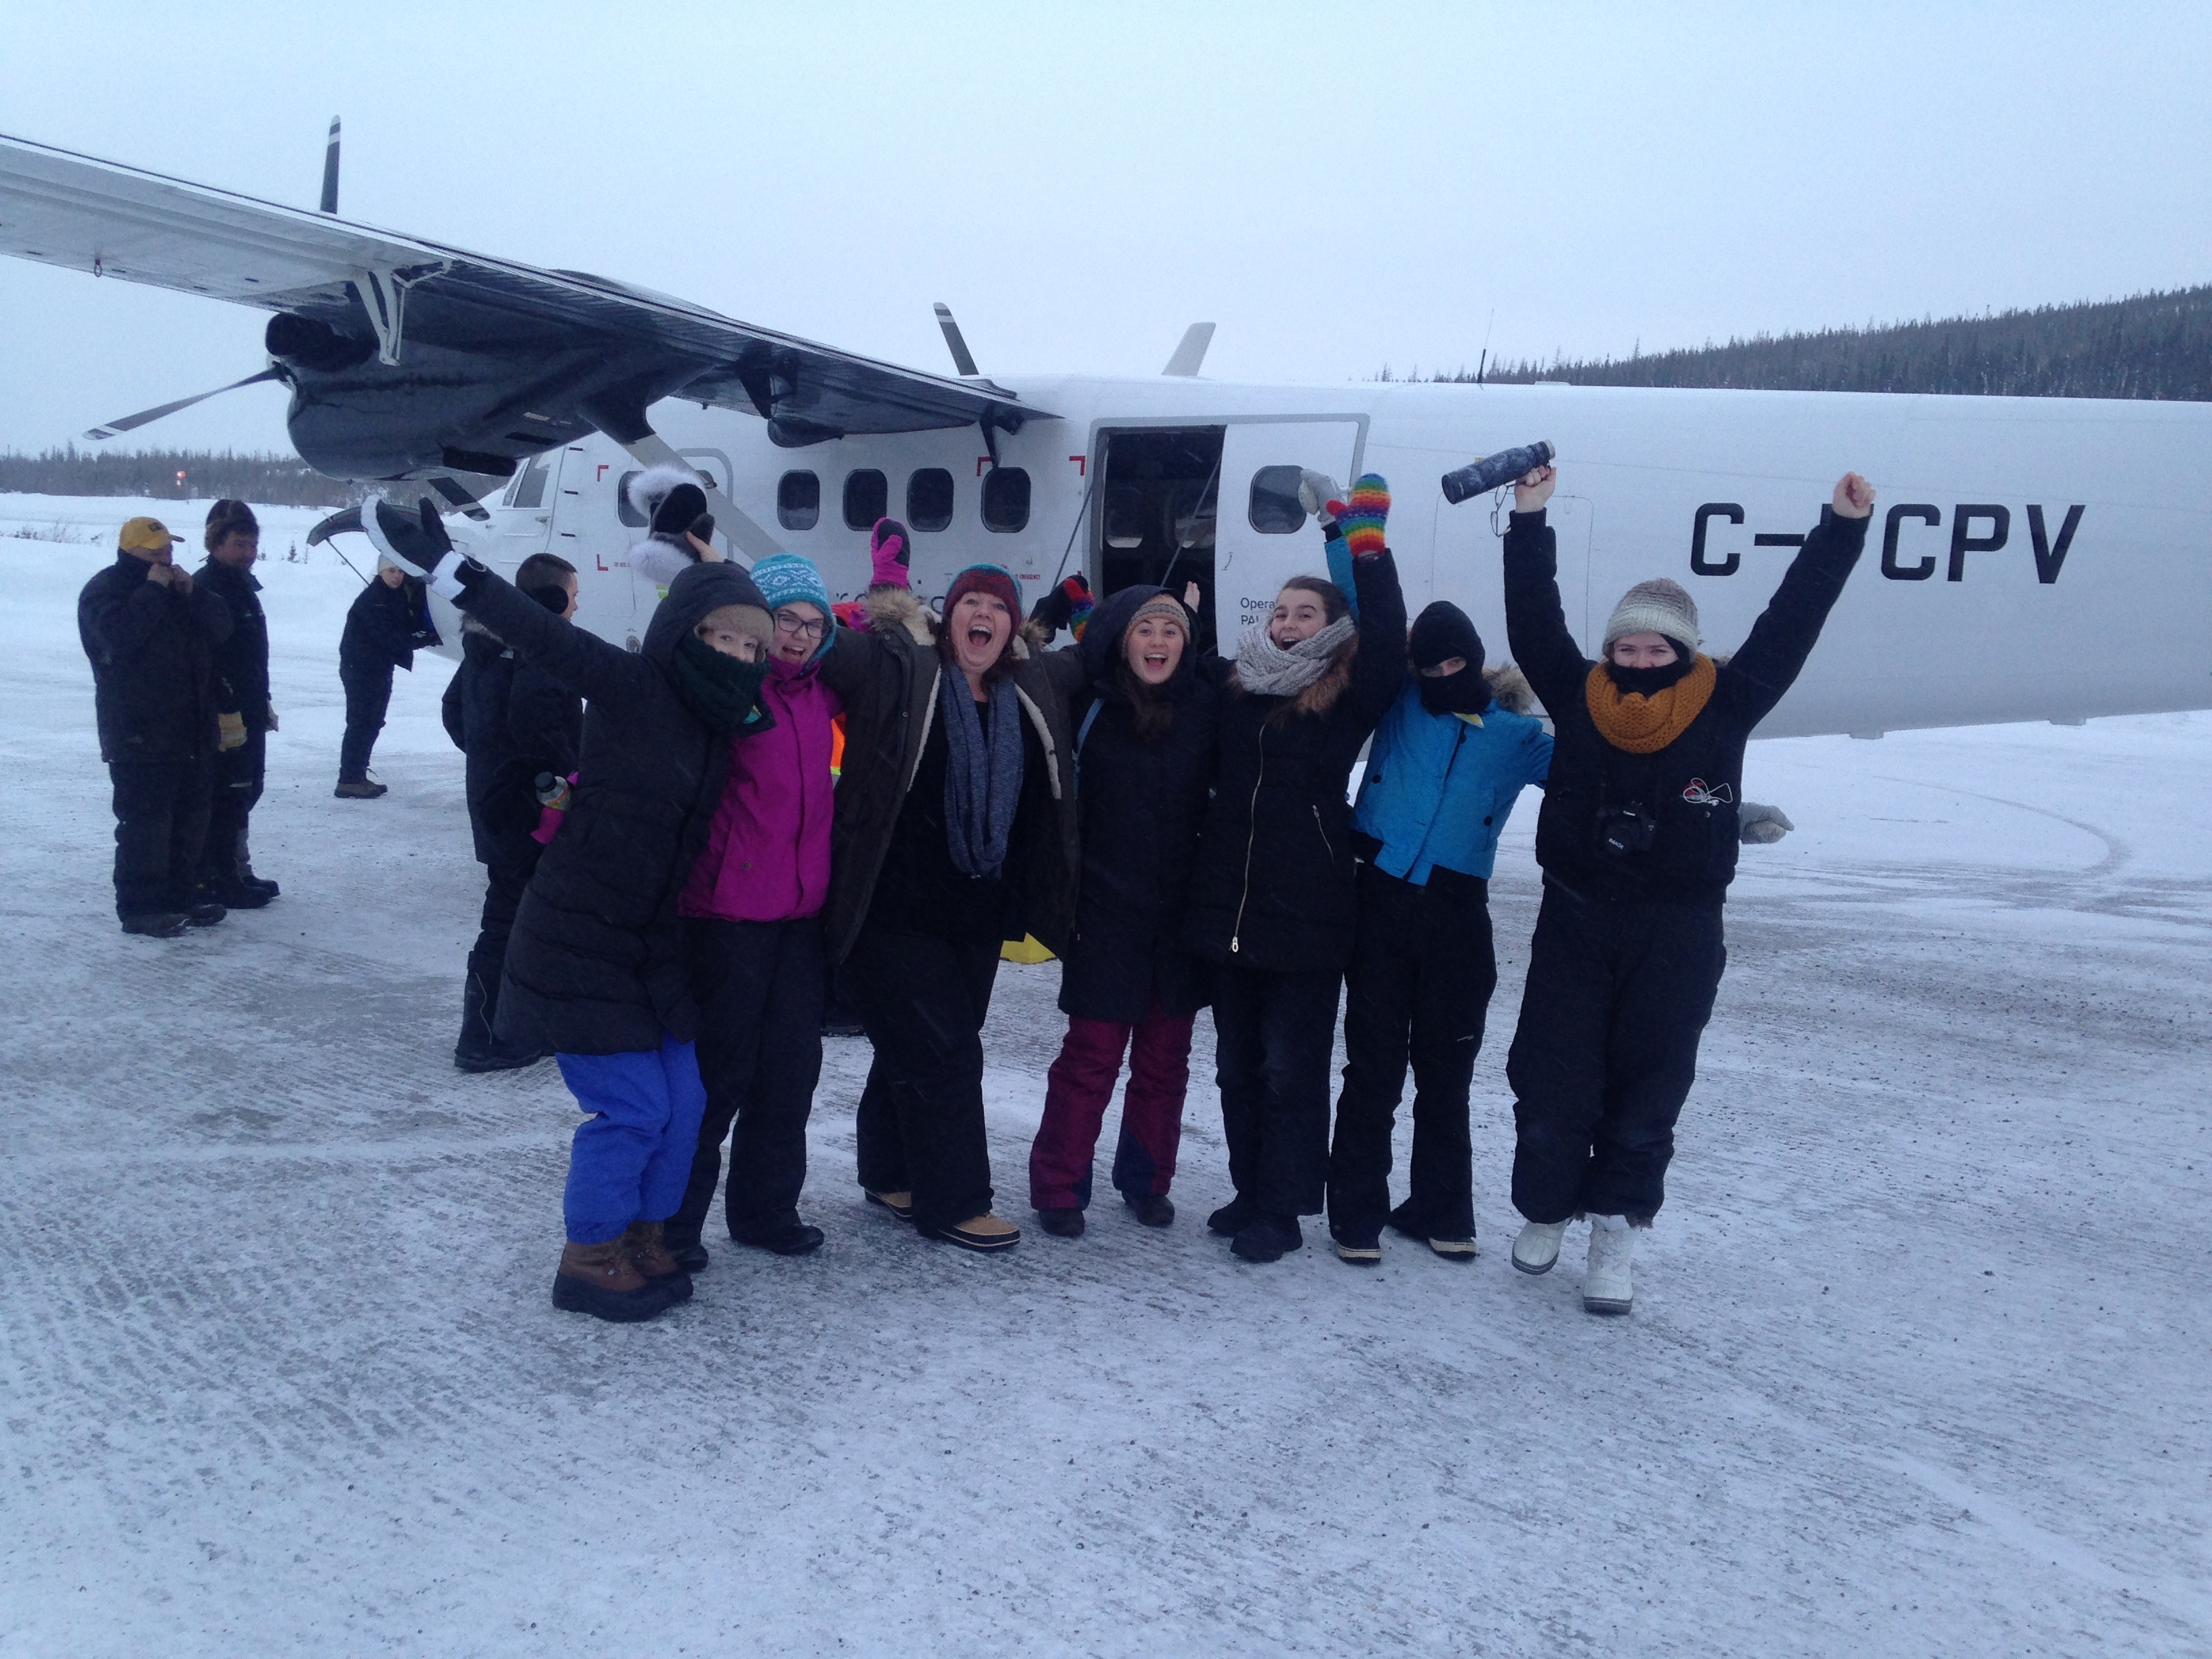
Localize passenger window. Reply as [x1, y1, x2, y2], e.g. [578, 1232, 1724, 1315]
[907, 468, 954, 532]
[981, 466, 1031, 533]
[1248, 465, 1307, 533]
[614, 470, 645, 527]
[777, 470, 820, 531]
[843, 468, 888, 531]
[511, 455, 553, 511]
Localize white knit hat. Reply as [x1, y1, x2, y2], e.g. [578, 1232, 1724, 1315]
[1603, 578, 1701, 651]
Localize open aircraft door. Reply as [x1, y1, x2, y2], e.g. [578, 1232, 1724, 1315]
[1214, 419, 1365, 642]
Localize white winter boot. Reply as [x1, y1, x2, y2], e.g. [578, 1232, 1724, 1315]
[1511, 1218, 1570, 1275]
[1582, 1215, 1635, 1315]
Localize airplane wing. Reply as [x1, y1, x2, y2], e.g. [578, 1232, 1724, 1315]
[0, 131, 1046, 449]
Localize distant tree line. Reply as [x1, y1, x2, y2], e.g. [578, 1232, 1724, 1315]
[0, 446, 361, 506]
[1408, 285, 2212, 400]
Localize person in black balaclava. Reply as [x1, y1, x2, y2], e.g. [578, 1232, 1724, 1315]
[1325, 600, 1553, 1267]
[365, 494, 776, 1326]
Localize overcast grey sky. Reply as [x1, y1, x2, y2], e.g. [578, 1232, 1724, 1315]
[3, 1, 2207, 456]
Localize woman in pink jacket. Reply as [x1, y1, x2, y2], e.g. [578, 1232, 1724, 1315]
[664, 553, 842, 1266]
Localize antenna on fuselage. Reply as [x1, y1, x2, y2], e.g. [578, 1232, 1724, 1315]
[319, 117, 341, 213]
[933, 302, 980, 376]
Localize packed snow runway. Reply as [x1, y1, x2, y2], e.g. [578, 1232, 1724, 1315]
[2, 499, 2207, 1656]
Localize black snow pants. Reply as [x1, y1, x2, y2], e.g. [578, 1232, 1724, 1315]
[668, 915, 825, 1247]
[844, 926, 1002, 1235]
[337, 663, 393, 783]
[1328, 863, 1497, 1245]
[109, 757, 211, 919]
[1212, 961, 1344, 1219]
[198, 726, 266, 888]
[467, 855, 539, 989]
[1506, 882, 1726, 1225]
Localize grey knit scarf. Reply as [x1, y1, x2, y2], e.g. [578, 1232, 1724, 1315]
[943, 676, 1025, 879]
[1233, 615, 1356, 697]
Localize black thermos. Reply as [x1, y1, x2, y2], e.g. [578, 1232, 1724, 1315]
[1439, 440, 1556, 505]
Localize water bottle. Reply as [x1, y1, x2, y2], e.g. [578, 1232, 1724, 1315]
[1439, 441, 1556, 505]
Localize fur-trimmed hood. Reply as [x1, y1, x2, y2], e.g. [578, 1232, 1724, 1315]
[1484, 662, 1534, 715]
[867, 584, 1033, 665]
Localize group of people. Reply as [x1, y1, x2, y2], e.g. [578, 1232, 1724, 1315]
[78, 458, 1875, 1322]
[354, 459, 1875, 1324]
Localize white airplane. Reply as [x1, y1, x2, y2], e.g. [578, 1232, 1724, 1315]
[5, 126, 2206, 738]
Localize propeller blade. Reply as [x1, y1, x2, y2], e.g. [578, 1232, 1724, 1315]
[84, 367, 285, 441]
[934, 302, 980, 377]
[319, 116, 341, 214]
[1162, 322, 1214, 377]
[428, 473, 494, 523]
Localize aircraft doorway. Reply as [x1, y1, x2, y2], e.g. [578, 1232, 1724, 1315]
[1093, 427, 1225, 651]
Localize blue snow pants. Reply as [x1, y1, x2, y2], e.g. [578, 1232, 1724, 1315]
[555, 1036, 710, 1244]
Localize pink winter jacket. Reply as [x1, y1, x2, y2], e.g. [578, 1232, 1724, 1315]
[680, 654, 842, 923]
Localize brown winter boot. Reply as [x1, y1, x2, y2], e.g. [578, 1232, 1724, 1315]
[551, 1238, 665, 1323]
[620, 1221, 694, 1305]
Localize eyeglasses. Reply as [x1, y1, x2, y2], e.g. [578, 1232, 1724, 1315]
[772, 609, 828, 640]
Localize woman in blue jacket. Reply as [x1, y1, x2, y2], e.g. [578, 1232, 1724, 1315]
[1326, 601, 1551, 1265]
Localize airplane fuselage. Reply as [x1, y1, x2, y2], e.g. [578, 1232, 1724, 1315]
[451, 376, 2212, 738]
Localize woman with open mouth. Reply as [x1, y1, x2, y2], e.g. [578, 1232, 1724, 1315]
[1025, 583, 1218, 1238]
[1183, 475, 1410, 1263]
[817, 559, 1084, 1252]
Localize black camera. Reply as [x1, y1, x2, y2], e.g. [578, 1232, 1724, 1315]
[1595, 802, 1657, 857]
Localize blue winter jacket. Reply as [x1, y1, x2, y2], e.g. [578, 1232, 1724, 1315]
[1352, 674, 1551, 884]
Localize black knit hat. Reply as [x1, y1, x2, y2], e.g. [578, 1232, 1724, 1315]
[204, 498, 259, 551]
[1409, 601, 1485, 678]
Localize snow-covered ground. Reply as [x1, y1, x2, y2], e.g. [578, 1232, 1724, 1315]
[2, 495, 2207, 1657]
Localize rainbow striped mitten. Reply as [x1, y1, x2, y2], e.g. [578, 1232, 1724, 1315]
[1336, 475, 1391, 556]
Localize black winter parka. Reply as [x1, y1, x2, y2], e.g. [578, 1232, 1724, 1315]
[1183, 550, 1408, 973]
[195, 558, 271, 734]
[457, 560, 766, 1056]
[440, 621, 583, 870]
[76, 552, 234, 763]
[816, 586, 1085, 966]
[1059, 586, 1218, 1024]
[1504, 504, 1868, 905]
[340, 576, 436, 677]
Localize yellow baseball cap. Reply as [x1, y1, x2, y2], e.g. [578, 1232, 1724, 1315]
[118, 516, 180, 554]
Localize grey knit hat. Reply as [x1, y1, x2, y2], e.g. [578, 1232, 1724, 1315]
[1603, 577, 1701, 651]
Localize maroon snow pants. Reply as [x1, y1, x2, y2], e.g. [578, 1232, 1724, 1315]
[1027, 1001, 1195, 1210]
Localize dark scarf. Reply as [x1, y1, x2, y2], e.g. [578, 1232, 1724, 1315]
[1603, 650, 1696, 699]
[1418, 667, 1492, 716]
[672, 632, 773, 735]
[943, 676, 1024, 879]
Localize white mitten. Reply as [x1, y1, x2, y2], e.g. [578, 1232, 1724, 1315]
[1738, 802, 1796, 844]
[1297, 470, 1344, 523]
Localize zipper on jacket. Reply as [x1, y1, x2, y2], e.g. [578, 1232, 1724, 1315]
[1312, 804, 1333, 863]
[1229, 728, 1265, 953]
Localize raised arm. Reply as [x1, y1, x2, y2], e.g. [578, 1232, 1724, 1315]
[459, 572, 652, 712]
[1500, 466, 1593, 716]
[1345, 547, 1409, 727]
[1720, 472, 1874, 725]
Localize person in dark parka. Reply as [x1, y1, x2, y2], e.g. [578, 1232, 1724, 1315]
[1183, 475, 1409, 1264]
[367, 495, 775, 1324]
[1026, 584, 1218, 1236]
[77, 514, 234, 935]
[193, 499, 281, 907]
[334, 557, 438, 798]
[438, 552, 583, 1072]
[815, 562, 1086, 1252]
[1500, 463, 1873, 1315]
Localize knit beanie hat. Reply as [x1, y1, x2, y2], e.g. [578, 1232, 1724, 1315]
[1337, 474, 1391, 557]
[204, 498, 259, 551]
[1603, 577, 1701, 653]
[752, 552, 833, 617]
[944, 562, 1021, 617]
[1126, 592, 1190, 635]
[1408, 600, 1485, 678]
[869, 518, 912, 588]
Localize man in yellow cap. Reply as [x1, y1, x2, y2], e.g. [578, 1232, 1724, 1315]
[76, 516, 236, 936]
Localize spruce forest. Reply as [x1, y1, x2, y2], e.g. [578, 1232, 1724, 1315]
[0, 446, 359, 506]
[1433, 284, 2212, 400]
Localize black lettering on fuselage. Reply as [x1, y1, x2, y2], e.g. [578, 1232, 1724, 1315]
[1949, 505, 2010, 582]
[1690, 503, 1744, 575]
[2028, 505, 2085, 584]
[1883, 504, 1942, 580]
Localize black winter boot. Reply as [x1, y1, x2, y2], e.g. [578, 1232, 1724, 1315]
[1230, 1214, 1303, 1264]
[454, 972, 544, 1073]
[1122, 1193, 1175, 1228]
[1036, 1206, 1085, 1238]
[120, 912, 189, 938]
[735, 1221, 826, 1256]
[1206, 1195, 1255, 1237]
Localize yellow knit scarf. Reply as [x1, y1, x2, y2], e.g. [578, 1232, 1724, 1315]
[1584, 655, 1717, 754]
